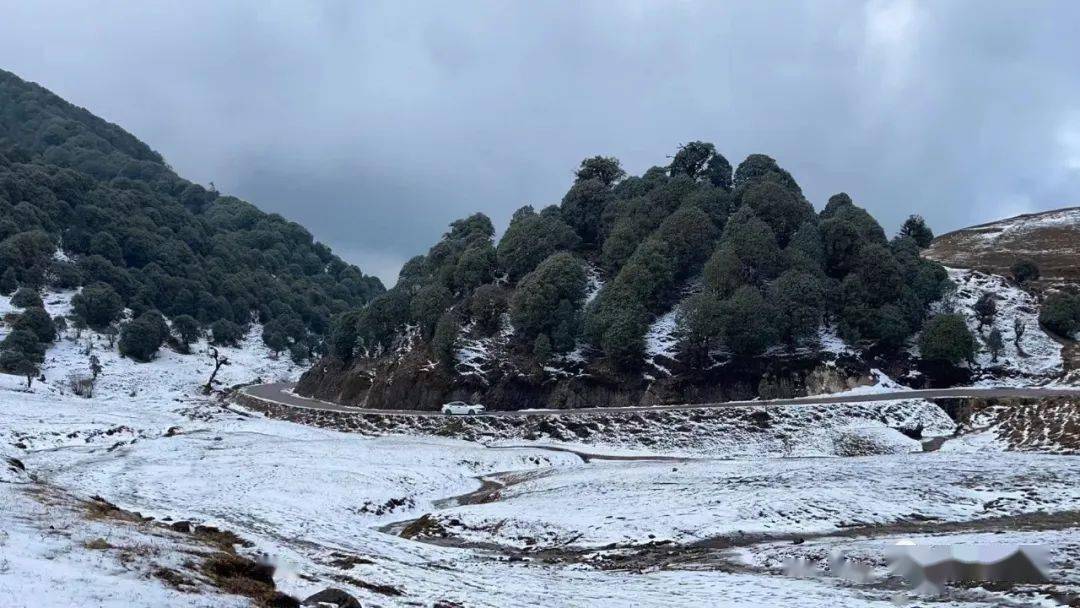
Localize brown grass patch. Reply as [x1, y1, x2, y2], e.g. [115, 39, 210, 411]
[83, 537, 113, 550]
[192, 524, 251, 550]
[201, 552, 299, 607]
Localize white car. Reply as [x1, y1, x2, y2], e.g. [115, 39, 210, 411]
[441, 401, 486, 415]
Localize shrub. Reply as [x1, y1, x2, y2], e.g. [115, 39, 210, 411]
[1039, 293, 1080, 338]
[918, 314, 976, 365]
[1011, 259, 1040, 285]
[68, 373, 96, 398]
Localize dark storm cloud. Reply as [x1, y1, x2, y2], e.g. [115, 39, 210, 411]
[3, 1, 1080, 285]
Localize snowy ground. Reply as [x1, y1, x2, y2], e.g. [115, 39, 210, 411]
[3, 288, 1080, 607]
[933, 268, 1064, 383]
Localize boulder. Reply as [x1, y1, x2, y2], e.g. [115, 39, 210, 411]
[303, 588, 362, 608]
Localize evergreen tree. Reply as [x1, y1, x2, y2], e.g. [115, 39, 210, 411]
[919, 314, 976, 365]
[119, 314, 167, 362]
[1, 328, 46, 386]
[574, 156, 625, 187]
[770, 270, 824, 346]
[468, 284, 508, 336]
[600, 314, 646, 369]
[677, 291, 725, 365]
[262, 326, 290, 356]
[431, 311, 459, 369]
[718, 286, 779, 357]
[898, 214, 934, 248]
[0, 268, 17, 295]
[10, 287, 43, 308]
[532, 333, 553, 365]
[13, 307, 56, 343]
[210, 319, 243, 347]
[560, 178, 612, 245]
[71, 282, 123, 329]
[0, 348, 38, 387]
[741, 181, 813, 246]
[171, 314, 200, 346]
[510, 253, 587, 341]
[410, 284, 453, 338]
[497, 207, 580, 281]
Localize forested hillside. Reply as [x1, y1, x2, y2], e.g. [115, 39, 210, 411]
[310, 142, 963, 409]
[0, 69, 383, 372]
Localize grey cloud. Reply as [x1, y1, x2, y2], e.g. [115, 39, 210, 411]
[2, 0, 1079, 286]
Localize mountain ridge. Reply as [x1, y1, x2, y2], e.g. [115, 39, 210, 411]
[0, 68, 383, 375]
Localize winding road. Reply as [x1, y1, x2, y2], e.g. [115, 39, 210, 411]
[239, 381, 1080, 417]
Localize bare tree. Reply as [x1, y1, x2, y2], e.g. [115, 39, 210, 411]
[1013, 317, 1027, 357]
[203, 346, 231, 395]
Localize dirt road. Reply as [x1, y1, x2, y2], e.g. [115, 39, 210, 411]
[239, 382, 1080, 417]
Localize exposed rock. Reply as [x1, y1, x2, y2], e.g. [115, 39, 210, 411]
[303, 588, 362, 608]
[170, 520, 192, 533]
[297, 344, 874, 412]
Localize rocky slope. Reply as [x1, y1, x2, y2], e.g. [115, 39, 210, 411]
[297, 335, 875, 411]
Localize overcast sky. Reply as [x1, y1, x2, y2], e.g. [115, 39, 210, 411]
[3, 1, 1079, 285]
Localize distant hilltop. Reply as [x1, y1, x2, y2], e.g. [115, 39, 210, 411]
[925, 207, 1080, 282]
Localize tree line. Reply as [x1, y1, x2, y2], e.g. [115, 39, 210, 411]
[0, 69, 383, 375]
[328, 140, 982, 372]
